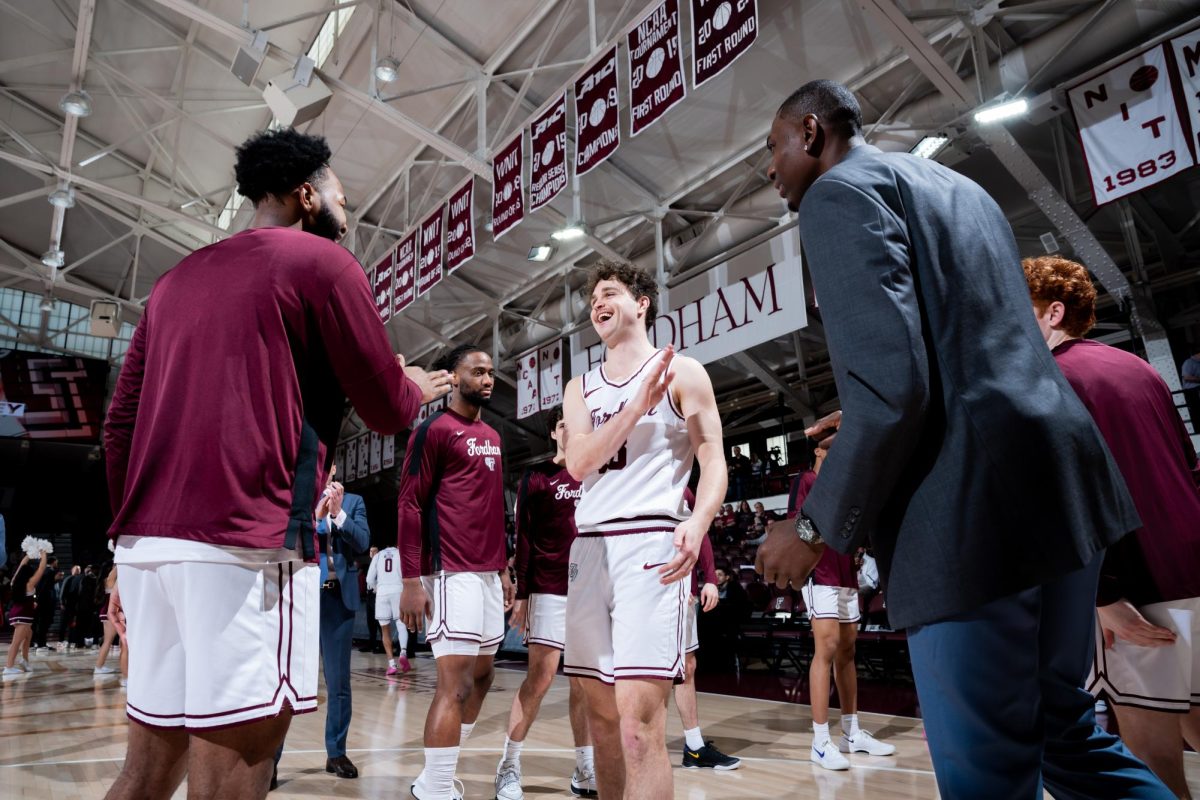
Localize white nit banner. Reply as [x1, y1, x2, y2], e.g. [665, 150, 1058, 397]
[517, 349, 539, 419]
[538, 341, 563, 411]
[345, 438, 358, 482]
[382, 433, 395, 469]
[1170, 29, 1200, 156]
[369, 431, 382, 474]
[356, 432, 369, 477]
[1068, 44, 1194, 204]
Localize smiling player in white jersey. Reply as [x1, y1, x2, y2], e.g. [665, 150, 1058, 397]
[563, 260, 726, 800]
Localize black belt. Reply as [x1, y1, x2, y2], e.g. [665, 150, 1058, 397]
[322, 578, 340, 591]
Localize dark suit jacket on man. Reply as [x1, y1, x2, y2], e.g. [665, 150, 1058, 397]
[797, 145, 1139, 630]
[320, 492, 369, 610]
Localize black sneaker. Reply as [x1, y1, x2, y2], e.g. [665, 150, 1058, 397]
[682, 741, 742, 770]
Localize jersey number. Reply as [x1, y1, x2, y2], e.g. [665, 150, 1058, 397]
[598, 444, 628, 474]
[384, 557, 393, 573]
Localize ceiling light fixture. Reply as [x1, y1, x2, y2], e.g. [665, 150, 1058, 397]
[48, 186, 76, 209]
[973, 98, 1028, 124]
[39, 294, 55, 313]
[551, 224, 585, 241]
[909, 135, 950, 160]
[59, 89, 93, 117]
[527, 244, 554, 262]
[374, 57, 399, 84]
[41, 248, 65, 268]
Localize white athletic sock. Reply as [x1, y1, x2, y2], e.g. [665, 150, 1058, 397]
[575, 745, 594, 773]
[416, 747, 460, 797]
[399, 648, 407, 657]
[812, 722, 830, 744]
[388, 658, 396, 668]
[684, 727, 705, 751]
[460, 722, 475, 744]
[842, 714, 860, 737]
[499, 736, 524, 770]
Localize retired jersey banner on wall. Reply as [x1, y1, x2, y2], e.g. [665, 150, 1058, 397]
[691, 0, 758, 88]
[1170, 29, 1200, 156]
[529, 93, 569, 212]
[444, 178, 475, 274]
[628, 0, 686, 136]
[357, 432, 370, 477]
[413, 394, 450, 429]
[393, 230, 417, 315]
[369, 431, 382, 474]
[575, 47, 621, 176]
[334, 444, 346, 478]
[538, 341, 563, 410]
[1068, 44, 1195, 205]
[417, 205, 444, 297]
[517, 349, 539, 419]
[345, 437, 358, 482]
[382, 433, 395, 469]
[491, 132, 524, 239]
[372, 250, 394, 323]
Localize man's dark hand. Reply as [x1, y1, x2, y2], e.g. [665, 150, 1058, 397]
[754, 519, 825, 589]
[805, 410, 841, 451]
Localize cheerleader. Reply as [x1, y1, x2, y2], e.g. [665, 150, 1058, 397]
[4, 544, 49, 677]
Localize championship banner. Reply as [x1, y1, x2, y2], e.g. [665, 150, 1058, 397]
[1068, 44, 1194, 204]
[372, 250, 394, 323]
[517, 348, 539, 419]
[571, 238, 805, 373]
[356, 432, 370, 477]
[345, 437, 358, 481]
[529, 92, 569, 212]
[575, 47, 621, 176]
[417, 205, 444, 297]
[369, 431, 382, 474]
[691, 0, 758, 88]
[628, 0, 686, 136]
[1170, 29, 1200, 155]
[444, 178, 475, 274]
[382, 433, 395, 469]
[491, 132, 524, 239]
[538, 341, 563, 410]
[393, 230, 417, 316]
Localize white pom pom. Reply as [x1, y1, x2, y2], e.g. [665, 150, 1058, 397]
[21, 536, 39, 559]
[108, 539, 116, 553]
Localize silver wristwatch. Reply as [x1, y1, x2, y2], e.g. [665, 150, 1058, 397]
[794, 514, 824, 545]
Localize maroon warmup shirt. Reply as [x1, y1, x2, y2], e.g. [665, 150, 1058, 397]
[513, 462, 580, 599]
[1052, 339, 1200, 606]
[105, 227, 422, 556]
[788, 470, 857, 589]
[397, 409, 507, 576]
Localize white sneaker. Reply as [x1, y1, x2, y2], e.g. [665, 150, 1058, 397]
[2, 667, 23, 679]
[495, 763, 524, 799]
[18, 657, 30, 672]
[570, 767, 597, 797]
[840, 729, 896, 756]
[94, 666, 116, 675]
[810, 738, 850, 770]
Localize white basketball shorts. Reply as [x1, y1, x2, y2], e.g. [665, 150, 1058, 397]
[564, 530, 688, 684]
[421, 571, 504, 658]
[117, 555, 319, 730]
[686, 597, 700, 654]
[802, 583, 861, 624]
[526, 593, 567, 650]
[1088, 596, 1200, 713]
[375, 590, 401, 623]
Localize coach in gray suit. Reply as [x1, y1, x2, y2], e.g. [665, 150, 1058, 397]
[755, 80, 1170, 799]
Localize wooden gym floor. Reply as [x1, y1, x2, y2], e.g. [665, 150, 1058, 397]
[2, 647, 1196, 798]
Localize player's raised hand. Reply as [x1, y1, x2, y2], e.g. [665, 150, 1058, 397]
[660, 514, 703, 585]
[399, 578, 431, 633]
[634, 345, 675, 416]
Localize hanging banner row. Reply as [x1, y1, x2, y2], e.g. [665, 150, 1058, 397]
[332, 395, 451, 481]
[1068, 26, 1200, 205]
[494, 0, 759, 239]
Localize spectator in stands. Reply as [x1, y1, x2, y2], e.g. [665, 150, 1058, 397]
[698, 565, 749, 673]
[1025, 256, 1200, 797]
[728, 447, 751, 500]
[734, 501, 753, 535]
[749, 453, 765, 495]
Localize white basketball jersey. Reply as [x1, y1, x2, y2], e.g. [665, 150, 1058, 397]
[574, 349, 694, 534]
[368, 546, 402, 593]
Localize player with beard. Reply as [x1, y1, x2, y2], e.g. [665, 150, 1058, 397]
[102, 127, 449, 800]
[399, 344, 514, 800]
[495, 406, 595, 799]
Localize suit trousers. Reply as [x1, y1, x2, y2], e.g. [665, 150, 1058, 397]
[320, 585, 356, 758]
[907, 551, 1172, 799]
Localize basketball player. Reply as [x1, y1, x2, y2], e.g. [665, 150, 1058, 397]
[399, 344, 514, 800]
[367, 544, 409, 674]
[563, 261, 726, 799]
[495, 406, 595, 799]
[102, 128, 448, 800]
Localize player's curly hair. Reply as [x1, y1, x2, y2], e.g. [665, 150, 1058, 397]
[585, 259, 659, 330]
[233, 128, 332, 204]
[434, 343, 488, 373]
[1022, 256, 1097, 337]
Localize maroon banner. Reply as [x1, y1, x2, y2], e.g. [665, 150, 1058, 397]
[627, 0, 686, 136]
[491, 132, 524, 240]
[574, 47, 621, 176]
[444, 178, 475, 274]
[393, 230, 417, 315]
[371, 250, 394, 323]
[417, 205, 444, 298]
[691, 0, 757, 88]
[529, 93, 568, 212]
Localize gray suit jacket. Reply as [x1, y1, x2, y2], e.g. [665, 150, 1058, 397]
[798, 145, 1139, 630]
